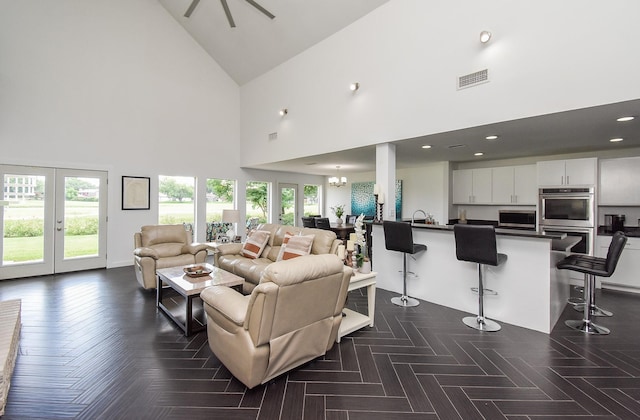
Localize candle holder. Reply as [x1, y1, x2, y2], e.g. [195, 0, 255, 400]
[378, 202, 384, 221]
[374, 194, 379, 222]
[345, 250, 353, 267]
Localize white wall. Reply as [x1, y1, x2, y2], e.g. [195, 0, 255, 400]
[240, 0, 640, 167]
[0, 0, 325, 268]
[324, 162, 449, 224]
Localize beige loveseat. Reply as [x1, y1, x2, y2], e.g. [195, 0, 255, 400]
[133, 225, 209, 289]
[213, 223, 341, 294]
[201, 254, 351, 389]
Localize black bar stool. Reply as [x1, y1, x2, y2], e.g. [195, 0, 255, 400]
[557, 231, 627, 335]
[314, 217, 330, 230]
[453, 224, 507, 332]
[383, 221, 427, 307]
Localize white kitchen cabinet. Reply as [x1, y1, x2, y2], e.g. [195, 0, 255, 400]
[452, 168, 492, 204]
[596, 235, 640, 291]
[599, 157, 640, 205]
[492, 165, 537, 205]
[537, 158, 597, 187]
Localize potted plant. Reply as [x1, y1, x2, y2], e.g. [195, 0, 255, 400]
[354, 214, 371, 273]
[331, 204, 345, 225]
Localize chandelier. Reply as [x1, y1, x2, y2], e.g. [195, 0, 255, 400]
[328, 166, 347, 187]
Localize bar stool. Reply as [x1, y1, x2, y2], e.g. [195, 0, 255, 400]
[557, 231, 627, 335]
[383, 221, 427, 307]
[454, 224, 507, 332]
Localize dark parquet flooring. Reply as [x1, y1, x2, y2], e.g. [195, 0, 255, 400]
[2, 266, 640, 419]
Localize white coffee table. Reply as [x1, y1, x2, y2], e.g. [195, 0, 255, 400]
[337, 271, 376, 342]
[156, 263, 244, 336]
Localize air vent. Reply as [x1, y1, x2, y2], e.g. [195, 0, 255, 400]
[457, 69, 489, 90]
[268, 132, 278, 141]
[448, 144, 467, 149]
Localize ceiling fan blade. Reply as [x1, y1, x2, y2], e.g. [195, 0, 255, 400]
[220, 0, 236, 28]
[245, 0, 275, 20]
[183, 0, 201, 18]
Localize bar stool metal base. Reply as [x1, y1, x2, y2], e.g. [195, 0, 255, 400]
[565, 319, 610, 335]
[572, 304, 613, 317]
[391, 295, 420, 307]
[463, 316, 501, 332]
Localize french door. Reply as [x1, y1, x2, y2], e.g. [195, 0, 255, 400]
[0, 165, 107, 280]
[278, 183, 297, 226]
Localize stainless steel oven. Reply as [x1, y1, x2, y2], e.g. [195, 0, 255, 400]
[539, 225, 594, 255]
[538, 187, 595, 228]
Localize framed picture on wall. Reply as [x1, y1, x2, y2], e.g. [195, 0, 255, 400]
[122, 176, 150, 210]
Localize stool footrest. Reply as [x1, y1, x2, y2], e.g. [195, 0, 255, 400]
[470, 287, 498, 296]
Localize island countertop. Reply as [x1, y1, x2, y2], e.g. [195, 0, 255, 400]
[375, 221, 567, 239]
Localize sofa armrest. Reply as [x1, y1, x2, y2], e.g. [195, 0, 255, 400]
[133, 247, 159, 259]
[201, 286, 249, 327]
[183, 243, 209, 255]
[215, 242, 244, 256]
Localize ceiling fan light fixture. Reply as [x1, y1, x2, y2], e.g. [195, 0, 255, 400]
[480, 30, 492, 43]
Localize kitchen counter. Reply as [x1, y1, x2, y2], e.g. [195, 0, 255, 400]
[597, 226, 640, 237]
[371, 223, 571, 334]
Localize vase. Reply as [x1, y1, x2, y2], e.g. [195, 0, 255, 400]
[336, 217, 343, 225]
[359, 260, 371, 274]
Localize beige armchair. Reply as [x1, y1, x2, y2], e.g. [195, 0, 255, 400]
[133, 225, 209, 289]
[201, 254, 351, 389]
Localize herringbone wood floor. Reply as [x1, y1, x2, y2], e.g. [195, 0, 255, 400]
[2, 266, 640, 419]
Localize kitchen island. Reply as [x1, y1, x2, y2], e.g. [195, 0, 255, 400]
[371, 223, 571, 334]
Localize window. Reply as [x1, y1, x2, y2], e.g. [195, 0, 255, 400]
[206, 178, 235, 222]
[158, 175, 195, 226]
[246, 181, 269, 224]
[303, 184, 321, 216]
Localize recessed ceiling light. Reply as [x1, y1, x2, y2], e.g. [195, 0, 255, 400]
[617, 116, 634, 122]
[474, 152, 484, 156]
[485, 135, 498, 140]
[610, 138, 624, 143]
[421, 145, 432, 149]
[480, 31, 492, 43]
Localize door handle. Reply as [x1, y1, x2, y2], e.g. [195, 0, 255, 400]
[57, 227, 62, 231]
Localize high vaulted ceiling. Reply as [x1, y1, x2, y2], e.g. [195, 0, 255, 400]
[158, 1, 640, 175]
[158, 0, 389, 85]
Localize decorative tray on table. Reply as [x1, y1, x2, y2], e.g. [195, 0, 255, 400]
[183, 264, 212, 277]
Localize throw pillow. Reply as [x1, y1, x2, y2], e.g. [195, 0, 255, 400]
[241, 230, 270, 259]
[277, 234, 315, 261]
[275, 232, 296, 262]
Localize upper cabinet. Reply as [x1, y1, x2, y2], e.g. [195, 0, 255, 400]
[537, 158, 597, 187]
[453, 165, 536, 205]
[492, 165, 537, 205]
[452, 168, 492, 204]
[599, 157, 640, 205]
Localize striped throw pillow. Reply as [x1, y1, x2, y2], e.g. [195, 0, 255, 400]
[277, 233, 315, 261]
[240, 230, 270, 259]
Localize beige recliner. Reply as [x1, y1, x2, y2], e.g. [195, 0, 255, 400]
[133, 225, 209, 289]
[201, 254, 351, 389]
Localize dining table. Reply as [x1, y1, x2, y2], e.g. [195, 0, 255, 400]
[329, 223, 355, 241]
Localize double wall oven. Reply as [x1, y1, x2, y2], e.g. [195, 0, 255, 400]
[538, 187, 595, 255]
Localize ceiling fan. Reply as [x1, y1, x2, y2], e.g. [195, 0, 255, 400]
[184, 0, 275, 28]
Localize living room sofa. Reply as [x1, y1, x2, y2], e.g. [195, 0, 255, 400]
[213, 223, 341, 294]
[201, 254, 351, 388]
[133, 224, 209, 289]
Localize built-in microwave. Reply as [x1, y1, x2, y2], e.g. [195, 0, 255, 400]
[538, 187, 595, 228]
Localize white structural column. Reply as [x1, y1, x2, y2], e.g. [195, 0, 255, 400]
[376, 143, 396, 220]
